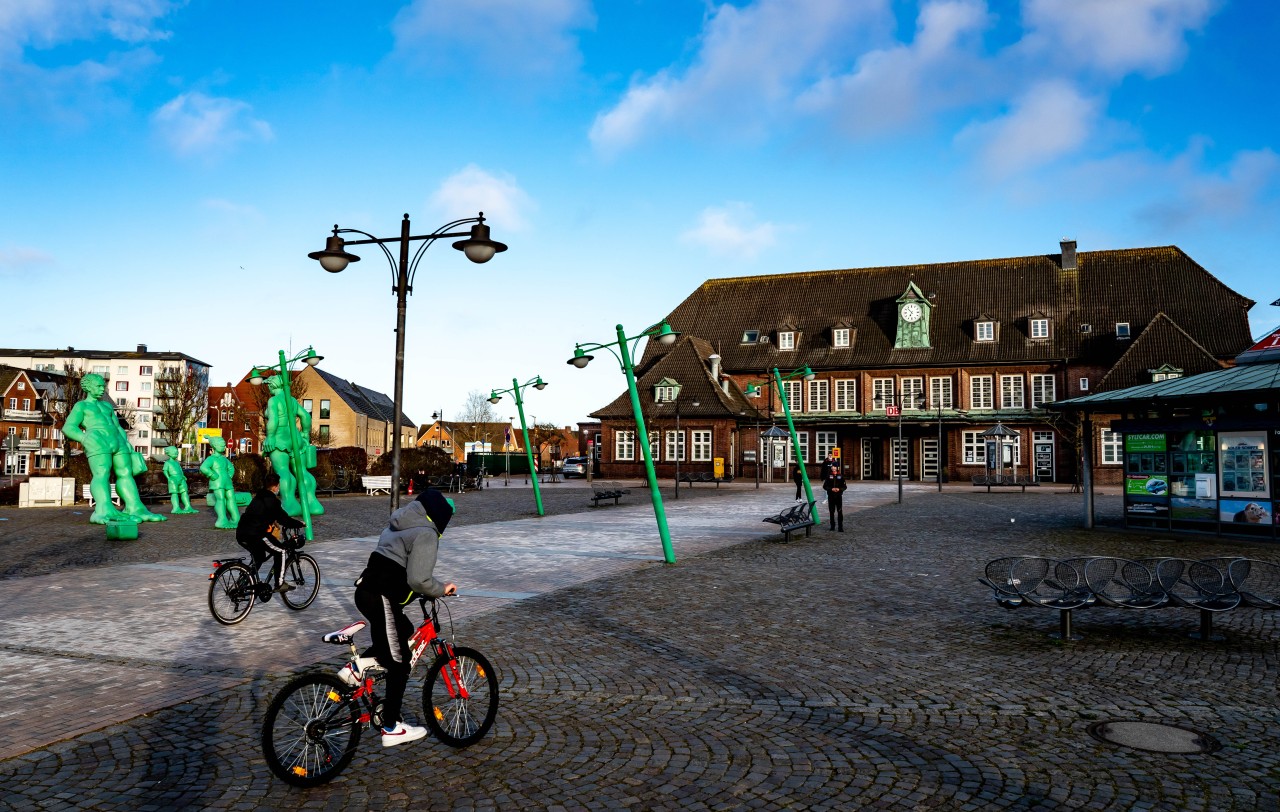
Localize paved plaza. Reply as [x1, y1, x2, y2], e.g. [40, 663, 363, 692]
[1, 480, 1278, 810]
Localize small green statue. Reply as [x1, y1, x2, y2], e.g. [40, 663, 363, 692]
[263, 374, 324, 518]
[200, 435, 239, 529]
[163, 445, 199, 514]
[62, 372, 165, 525]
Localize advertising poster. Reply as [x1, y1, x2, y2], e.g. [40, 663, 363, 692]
[1218, 432, 1269, 498]
[1171, 497, 1216, 520]
[1126, 499, 1169, 518]
[1219, 499, 1271, 525]
[1125, 474, 1168, 496]
[1125, 433, 1167, 453]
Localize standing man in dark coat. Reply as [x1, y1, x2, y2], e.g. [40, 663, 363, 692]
[823, 472, 847, 532]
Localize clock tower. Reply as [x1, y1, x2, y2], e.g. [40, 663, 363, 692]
[894, 282, 932, 349]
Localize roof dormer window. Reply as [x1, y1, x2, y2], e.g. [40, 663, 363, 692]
[653, 378, 681, 403]
[740, 330, 759, 344]
[778, 331, 795, 350]
[1030, 318, 1050, 339]
[1116, 322, 1131, 339]
[975, 321, 995, 342]
[832, 328, 850, 348]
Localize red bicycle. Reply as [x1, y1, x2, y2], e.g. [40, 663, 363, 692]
[261, 596, 498, 787]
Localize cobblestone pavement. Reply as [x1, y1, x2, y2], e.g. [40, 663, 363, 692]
[3, 483, 1279, 811]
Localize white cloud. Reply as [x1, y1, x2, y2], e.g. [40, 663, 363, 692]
[391, 0, 593, 78]
[0, 245, 53, 275]
[956, 80, 1102, 176]
[429, 165, 534, 232]
[0, 0, 174, 63]
[590, 0, 892, 153]
[1019, 0, 1217, 78]
[1137, 143, 1280, 229]
[150, 92, 273, 158]
[680, 203, 778, 260]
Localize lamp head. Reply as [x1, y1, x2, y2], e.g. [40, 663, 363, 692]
[533, 377, 547, 391]
[745, 384, 761, 398]
[308, 231, 361, 273]
[488, 392, 502, 405]
[452, 214, 508, 264]
[802, 366, 816, 381]
[303, 348, 323, 367]
[567, 347, 593, 369]
[654, 322, 679, 345]
[249, 367, 265, 385]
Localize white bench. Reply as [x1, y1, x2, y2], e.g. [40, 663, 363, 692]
[83, 484, 121, 508]
[362, 475, 393, 496]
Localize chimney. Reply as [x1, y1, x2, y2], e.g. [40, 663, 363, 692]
[708, 353, 721, 380]
[137, 343, 148, 353]
[1060, 238, 1077, 270]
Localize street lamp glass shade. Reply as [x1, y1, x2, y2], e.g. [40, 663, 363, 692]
[249, 368, 265, 385]
[534, 377, 547, 390]
[568, 348, 594, 368]
[488, 392, 502, 404]
[303, 349, 323, 367]
[745, 384, 761, 398]
[308, 235, 361, 273]
[654, 322, 679, 345]
[802, 366, 816, 380]
[452, 222, 508, 264]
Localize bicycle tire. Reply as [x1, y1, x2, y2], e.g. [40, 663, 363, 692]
[261, 673, 363, 787]
[208, 563, 256, 625]
[280, 554, 321, 611]
[422, 646, 498, 747]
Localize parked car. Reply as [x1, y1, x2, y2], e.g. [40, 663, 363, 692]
[561, 457, 588, 478]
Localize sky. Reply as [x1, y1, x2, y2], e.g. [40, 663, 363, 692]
[1, 0, 1277, 429]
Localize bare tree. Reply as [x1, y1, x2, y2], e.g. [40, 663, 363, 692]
[452, 390, 501, 453]
[528, 421, 563, 468]
[154, 364, 210, 460]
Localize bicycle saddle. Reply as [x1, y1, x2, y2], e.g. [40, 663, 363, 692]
[323, 621, 367, 644]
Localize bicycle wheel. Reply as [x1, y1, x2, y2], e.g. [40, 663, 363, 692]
[422, 647, 498, 747]
[262, 673, 363, 788]
[208, 563, 256, 625]
[280, 554, 321, 611]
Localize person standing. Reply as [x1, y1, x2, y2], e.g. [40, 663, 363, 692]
[791, 463, 804, 500]
[823, 472, 846, 532]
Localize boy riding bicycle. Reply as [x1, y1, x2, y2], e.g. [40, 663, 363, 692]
[236, 473, 305, 593]
[339, 488, 457, 746]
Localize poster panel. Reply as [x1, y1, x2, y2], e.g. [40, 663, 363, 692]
[1219, 498, 1271, 525]
[1171, 497, 1216, 520]
[1218, 432, 1269, 499]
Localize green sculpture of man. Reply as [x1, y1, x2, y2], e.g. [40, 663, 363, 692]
[263, 374, 324, 517]
[62, 372, 165, 525]
[200, 435, 239, 529]
[163, 445, 199, 514]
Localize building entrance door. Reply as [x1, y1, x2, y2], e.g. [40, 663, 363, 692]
[1033, 431, 1055, 482]
[921, 438, 939, 481]
[892, 438, 909, 481]
[861, 437, 879, 480]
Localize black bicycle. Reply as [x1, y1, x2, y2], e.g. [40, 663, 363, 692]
[207, 526, 320, 624]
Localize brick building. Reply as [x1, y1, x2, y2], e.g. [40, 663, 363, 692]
[589, 241, 1255, 486]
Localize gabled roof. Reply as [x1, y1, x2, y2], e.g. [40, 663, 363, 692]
[1050, 362, 1280, 410]
[641, 246, 1253, 372]
[590, 335, 765, 421]
[0, 347, 211, 368]
[312, 367, 415, 427]
[1096, 312, 1226, 391]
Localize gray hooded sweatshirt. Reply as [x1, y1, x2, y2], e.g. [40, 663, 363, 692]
[363, 500, 448, 604]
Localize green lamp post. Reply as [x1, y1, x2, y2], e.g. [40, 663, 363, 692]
[487, 376, 548, 516]
[248, 346, 324, 541]
[567, 322, 680, 564]
[771, 366, 820, 526]
[310, 212, 507, 510]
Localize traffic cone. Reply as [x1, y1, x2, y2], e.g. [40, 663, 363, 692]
[408, 478, 414, 495]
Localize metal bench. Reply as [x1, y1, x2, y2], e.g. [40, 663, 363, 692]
[589, 481, 629, 507]
[762, 501, 815, 541]
[678, 472, 735, 488]
[362, 475, 393, 496]
[971, 475, 1040, 493]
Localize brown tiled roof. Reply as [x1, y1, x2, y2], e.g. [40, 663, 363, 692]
[1096, 312, 1226, 391]
[640, 246, 1254, 373]
[590, 336, 766, 420]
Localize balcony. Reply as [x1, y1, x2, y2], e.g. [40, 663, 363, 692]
[2, 409, 44, 421]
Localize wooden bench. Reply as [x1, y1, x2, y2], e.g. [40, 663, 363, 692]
[362, 475, 394, 496]
[590, 481, 629, 507]
[971, 475, 1040, 493]
[762, 501, 815, 541]
[82, 484, 120, 508]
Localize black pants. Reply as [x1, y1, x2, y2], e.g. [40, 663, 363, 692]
[795, 481, 803, 499]
[355, 587, 414, 728]
[828, 496, 844, 529]
[237, 534, 286, 587]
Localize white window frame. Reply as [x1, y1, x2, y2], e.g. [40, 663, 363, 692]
[963, 431, 986, 464]
[778, 331, 795, 350]
[115, 380, 128, 392]
[1100, 428, 1122, 464]
[1079, 377, 1090, 391]
[1152, 372, 1183, 382]
[664, 430, 686, 462]
[901, 377, 924, 410]
[796, 431, 809, 463]
[648, 430, 660, 461]
[692, 430, 711, 462]
[740, 330, 759, 344]
[872, 378, 894, 410]
[976, 321, 994, 342]
[92, 365, 108, 375]
[654, 385, 677, 403]
[139, 365, 153, 376]
[1000, 375, 1025, 409]
[1116, 322, 1131, 338]
[970, 375, 993, 409]
[140, 382, 151, 392]
[1030, 374, 1056, 408]
[615, 430, 635, 461]
[1030, 318, 1050, 339]
[782, 380, 802, 413]
[815, 431, 837, 461]
[834, 379, 857, 412]
[137, 398, 151, 408]
[806, 379, 829, 412]
[117, 365, 128, 375]
[832, 328, 850, 348]
[929, 376, 953, 409]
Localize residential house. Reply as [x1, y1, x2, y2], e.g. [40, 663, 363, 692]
[0, 365, 66, 475]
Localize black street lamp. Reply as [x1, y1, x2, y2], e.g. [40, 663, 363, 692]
[311, 213, 506, 510]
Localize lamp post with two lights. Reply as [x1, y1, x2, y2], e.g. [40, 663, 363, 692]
[771, 366, 819, 525]
[487, 376, 548, 516]
[568, 322, 680, 564]
[248, 347, 323, 541]
[309, 212, 507, 510]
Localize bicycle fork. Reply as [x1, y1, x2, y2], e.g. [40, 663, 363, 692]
[410, 627, 472, 702]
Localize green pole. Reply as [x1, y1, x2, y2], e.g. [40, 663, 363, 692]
[512, 378, 545, 516]
[279, 350, 313, 541]
[773, 367, 819, 526]
[620, 324, 676, 564]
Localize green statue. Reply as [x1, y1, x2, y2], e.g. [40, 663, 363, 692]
[200, 435, 239, 529]
[163, 445, 199, 514]
[63, 372, 165, 525]
[263, 374, 324, 517]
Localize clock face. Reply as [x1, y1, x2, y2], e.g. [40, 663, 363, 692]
[901, 302, 923, 323]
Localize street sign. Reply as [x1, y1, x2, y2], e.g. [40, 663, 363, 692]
[588, 440, 594, 447]
[886, 405, 901, 417]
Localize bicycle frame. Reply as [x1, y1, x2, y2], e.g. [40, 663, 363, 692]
[344, 600, 472, 717]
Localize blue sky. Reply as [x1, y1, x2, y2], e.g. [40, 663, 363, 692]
[2, 0, 1277, 428]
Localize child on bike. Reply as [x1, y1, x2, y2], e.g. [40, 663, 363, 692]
[340, 488, 457, 746]
[236, 472, 305, 593]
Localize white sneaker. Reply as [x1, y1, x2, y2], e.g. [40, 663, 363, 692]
[336, 656, 380, 686]
[381, 721, 428, 747]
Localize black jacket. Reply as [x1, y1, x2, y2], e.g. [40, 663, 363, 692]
[236, 488, 301, 545]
